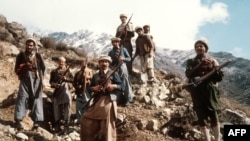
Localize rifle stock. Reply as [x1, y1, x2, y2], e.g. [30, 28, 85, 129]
[169, 60, 231, 94]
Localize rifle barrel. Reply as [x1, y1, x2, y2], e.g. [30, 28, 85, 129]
[83, 62, 123, 109]
[193, 60, 231, 85]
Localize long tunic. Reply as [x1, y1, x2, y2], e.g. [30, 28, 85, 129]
[185, 56, 224, 126]
[80, 69, 122, 141]
[49, 67, 73, 122]
[14, 51, 45, 122]
[108, 47, 133, 105]
[115, 22, 135, 74]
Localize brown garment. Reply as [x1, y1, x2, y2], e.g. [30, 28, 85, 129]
[80, 96, 117, 141]
[135, 34, 155, 56]
[73, 67, 93, 95]
[15, 51, 45, 79]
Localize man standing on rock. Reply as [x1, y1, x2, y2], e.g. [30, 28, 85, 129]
[80, 55, 123, 141]
[49, 56, 73, 133]
[73, 59, 93, 124]
[132, 26, 155, 82]
[108, 37, 133, 106]
[143, 25, 156, 52]
[14, 38, 46, 131]
[115, 13, 135, 75]
[185, 39, 224, 141]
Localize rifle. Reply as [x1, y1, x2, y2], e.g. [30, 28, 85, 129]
[52, 65, 71, 97]
[131, 54, 137, 62]
[118, 14, 133, 40]
[83, 62, 123, 110]
[169, 60, 231, 94]
[57, 65, 71, 84]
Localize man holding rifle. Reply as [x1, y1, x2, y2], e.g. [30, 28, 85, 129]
[49, 56, 73, 133]
[14, 38, 45, 131]
[108, 37, 133, 106]
[115, 13, 135, 74]
[80, 55, 123, 141]
[185, 40, 224, 141]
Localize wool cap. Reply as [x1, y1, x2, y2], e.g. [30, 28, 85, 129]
[111, 37, 121, 42]
[98, 55, 112, 63]
[135, 26, 143, 32]
[143, 25, 150, 29]
[194, 39, 209, 52]
[58, 56, 66, 62]
[120, 14, 127, 18]
[25, 38, 37, 46]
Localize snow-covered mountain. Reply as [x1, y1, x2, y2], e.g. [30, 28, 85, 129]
[43, 30, 250, 105]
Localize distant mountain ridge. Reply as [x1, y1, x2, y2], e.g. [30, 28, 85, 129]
[44, 30, 250, 105]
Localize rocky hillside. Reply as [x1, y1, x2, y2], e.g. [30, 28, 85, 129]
[46, 32, 250, 105]
[1, 13, 250, 141]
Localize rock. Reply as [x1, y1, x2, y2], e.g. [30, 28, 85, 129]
[16, 132, 29, 140]
[36, 127, 54, 140]
[146, 119, 158, 131]
[137, 119, 147, 130]
[69, 131, 80, 141]
[0, 14, 7, 27]
[7, 22, 28, 40]
[221, 109, 247, 124]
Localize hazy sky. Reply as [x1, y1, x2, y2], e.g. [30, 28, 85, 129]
[0, 0, 249, 59]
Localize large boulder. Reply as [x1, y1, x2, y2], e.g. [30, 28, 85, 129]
[0, 14, 7, 27]
[7, 21, 28, 41]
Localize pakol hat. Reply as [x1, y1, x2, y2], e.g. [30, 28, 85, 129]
[58, 56, 66, 62]
[98, 55, 112, 63]
[143, 25, 150, 29]
[25, 38, 37, 46]
[111, 37, 121, 42]
[120, 14, 127, 18]
[194, 39, 209, 52]
[135, 26, 143, 32]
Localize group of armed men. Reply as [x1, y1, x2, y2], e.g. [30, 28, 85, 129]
[13, 13, 224, 141]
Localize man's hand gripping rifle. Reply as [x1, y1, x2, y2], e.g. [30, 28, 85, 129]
[169, 60, 231, 94]
[83, 62, 123, 109]
[52, 65, 71, 89]
[118, 14, 133, 40]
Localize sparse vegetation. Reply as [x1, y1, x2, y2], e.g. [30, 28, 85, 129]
[55, 41, 69, 51]
[40, 37, 56, 49]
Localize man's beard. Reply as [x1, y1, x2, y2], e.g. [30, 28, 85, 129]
[100, 65, 108, 70]
[26, 48, 34, 54]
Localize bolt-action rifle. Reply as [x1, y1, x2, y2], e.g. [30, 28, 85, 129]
[57, 65, 71, 84]
[52, 65, 71, 97]
[83, 62, 123, 110]
[169, 60, 231, 94]
[118, 14, 133, 40]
